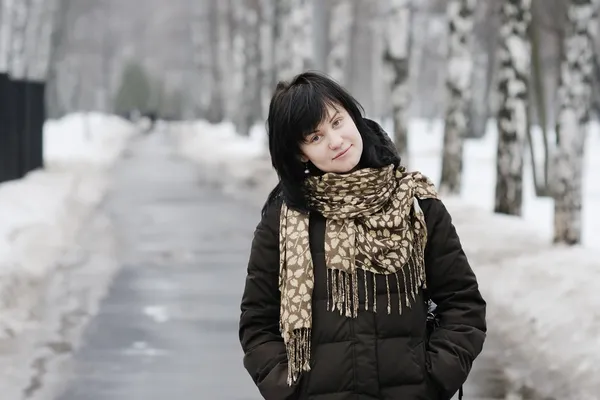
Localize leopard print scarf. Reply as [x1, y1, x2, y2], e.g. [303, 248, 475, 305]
[278, 164, 438, 385]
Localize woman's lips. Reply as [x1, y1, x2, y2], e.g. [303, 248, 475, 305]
[333, 145, 352, 160]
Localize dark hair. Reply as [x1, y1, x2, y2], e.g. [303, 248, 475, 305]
[263, 71, 400, 215]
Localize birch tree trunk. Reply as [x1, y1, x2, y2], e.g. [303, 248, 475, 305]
[290, 0, 313, 74]
[327, 0, 353, 84]
[494, 0, 531, 216]
[273, 0, 292, 81]
[383, 0, 413, 166]
[206, 0, 225, 122]
[312, 0, 329, 72]
[439, 0, 477, 195]
[553, 0, 597, 245]
[229, 0, 245, 128]
[274, 0, 312, 82]
[189, 0, 210, 117]
[239, 0, 262, 136]
[258, 0, 272, 117]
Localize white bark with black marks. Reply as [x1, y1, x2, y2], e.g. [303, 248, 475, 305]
[383, 0, 413, 167]
[327, 0, 352, 84]
[8, 0, 29, 80]
[553, 0, 597, 245]
[494, 0, 531, 216]
[439, 0, 477, 195]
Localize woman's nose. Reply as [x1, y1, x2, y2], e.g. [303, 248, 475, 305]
[328, 133, 343, 150]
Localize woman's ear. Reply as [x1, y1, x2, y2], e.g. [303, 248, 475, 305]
[299, 155, 309, 163]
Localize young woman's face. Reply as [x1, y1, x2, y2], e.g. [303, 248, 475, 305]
[299, 105, 363, 174]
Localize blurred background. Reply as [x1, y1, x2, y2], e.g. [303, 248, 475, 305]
[0, 0, 599, 399]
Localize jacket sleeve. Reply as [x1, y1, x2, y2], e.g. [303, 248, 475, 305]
[239, 200, 300, 400]
[421, 198, 487, 397]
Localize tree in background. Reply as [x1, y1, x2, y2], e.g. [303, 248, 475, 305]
[383, 0, 413, 166]
[327, 0, 354, 84]
[553, 0, 597, 244]
[494, 0, 532, 216]
[238, 0, 262, 136]
[439, 0, 477, 195]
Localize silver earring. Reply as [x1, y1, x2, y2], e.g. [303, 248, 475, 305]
[304, 163, 309, 174]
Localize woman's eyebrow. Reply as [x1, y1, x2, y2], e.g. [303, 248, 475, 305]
[328, 110, 340, 123]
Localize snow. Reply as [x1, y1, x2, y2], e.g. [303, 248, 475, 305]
[170, 120, 277, 195]
[175, 116, 600, 398]
[0, 112, 136, 338]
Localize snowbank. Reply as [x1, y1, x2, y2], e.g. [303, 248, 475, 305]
[170, 120, 277, 198]
[0, 112, 136, 338]
[445, 199, 600, 399]
[174, 117, 600, 398]
[44, 112, 135, 171]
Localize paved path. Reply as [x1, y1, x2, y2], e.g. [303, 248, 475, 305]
[53, 133, 258, 399]
[51, 132, 507, 399]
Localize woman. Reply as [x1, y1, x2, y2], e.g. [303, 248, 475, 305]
[239, 72, 486, 400]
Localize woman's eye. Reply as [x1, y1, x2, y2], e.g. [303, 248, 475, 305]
[333, 118, 342, 127]
[311, 135, 321, 143]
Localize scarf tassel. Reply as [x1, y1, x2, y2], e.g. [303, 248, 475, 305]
[324, 240, 426, 317]
[286, 328, 312, 385]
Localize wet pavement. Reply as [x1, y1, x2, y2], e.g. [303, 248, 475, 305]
[53, 133, 258, 399]
[47, 132, 507, 400]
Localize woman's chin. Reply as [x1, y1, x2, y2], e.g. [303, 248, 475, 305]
[324, 161, 361, 174]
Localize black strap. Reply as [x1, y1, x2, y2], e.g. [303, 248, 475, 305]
[458, 385, 464, 399]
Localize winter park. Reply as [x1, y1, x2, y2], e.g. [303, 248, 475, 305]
[1, 0, 600, 399]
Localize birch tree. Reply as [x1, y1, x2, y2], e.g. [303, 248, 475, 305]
[206, 0, 225, 122]
[383, 0, 413, 166]
[439, 0, 477, 195]
[494, 0, 531, 216]
[259, 0, 273, 117]
[274, 0, 313, 82]
[273, 0, 291, 81]
[312, 0, 329, 72]
[238, 0, 262, 136]
[188, 0, 211, 117]
[553, 0, 597, 244]
[327, 0, 353, 84]
[290, 0, 313, 74]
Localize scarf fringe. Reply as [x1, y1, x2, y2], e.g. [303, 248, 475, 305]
[325, 238, 426, 317]
[286, 328, 312, 385]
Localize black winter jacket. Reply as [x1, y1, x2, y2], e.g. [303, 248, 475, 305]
[239, 197, 486, 400]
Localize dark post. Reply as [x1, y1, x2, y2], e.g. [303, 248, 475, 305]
[0, 73, 20, 183]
